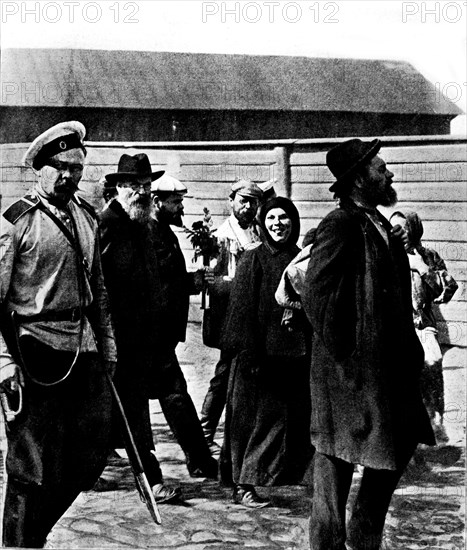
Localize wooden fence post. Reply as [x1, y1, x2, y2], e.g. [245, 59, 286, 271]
[274, 145, 292, 198]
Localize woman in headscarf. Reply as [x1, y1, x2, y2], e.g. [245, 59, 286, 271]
[219, 197, 313, 508]
[390, 211, 458, 444]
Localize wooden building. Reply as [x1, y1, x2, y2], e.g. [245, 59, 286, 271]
[1, 48, 462, 143]
[2, 135, 465, 351]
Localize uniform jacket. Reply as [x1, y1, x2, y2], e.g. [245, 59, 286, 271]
[99, 200, 162, 364]
[0, 193, 116, 366]
[302, 200, 434, 470]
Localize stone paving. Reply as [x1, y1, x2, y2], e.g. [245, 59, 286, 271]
[2, 324, 466, 549]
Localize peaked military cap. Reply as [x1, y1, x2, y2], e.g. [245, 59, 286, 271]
[23, 121, 87, 170]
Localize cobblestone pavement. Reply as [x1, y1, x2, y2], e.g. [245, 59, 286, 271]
[2, 324, 465, 550]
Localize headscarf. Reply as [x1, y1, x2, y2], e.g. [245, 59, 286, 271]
[258, 197, 301, 250]
[391, 210, 424, 252]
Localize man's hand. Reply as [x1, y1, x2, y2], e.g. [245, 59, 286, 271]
[0, 362, 24, 393]
[407, 249, 429, 275]
[203, 267, 215, 285]
[193, 267, 215, 293]
[390, 224, 409, 249]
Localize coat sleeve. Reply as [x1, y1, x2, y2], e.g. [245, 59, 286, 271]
[302, 210, 358, 361]
[428, 249, 459, 304]
[220, 249, 262, 353]
[209, 240, 232, 297]
[0, 227, 18, 371]
[87, 222, 117, 363]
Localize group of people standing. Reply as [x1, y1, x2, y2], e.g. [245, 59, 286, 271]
[0, 121, 456, 550]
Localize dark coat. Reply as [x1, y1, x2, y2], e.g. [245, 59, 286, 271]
[302, 200, 435, 471]
[149, 219, 197, 345]
[99, 201, 162, 366]
[221, 242, 308, 357]
[220, 235, 312, 486]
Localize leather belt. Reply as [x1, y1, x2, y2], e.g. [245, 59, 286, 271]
[16, 308, 81, 324]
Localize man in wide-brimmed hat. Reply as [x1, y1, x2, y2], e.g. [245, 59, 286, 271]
[0, 121, 117, 547]
[302, 139, 435, 549]
[99, 153, 181, 503]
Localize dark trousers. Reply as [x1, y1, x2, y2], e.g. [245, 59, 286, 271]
[154, 346, 215, 474]
[309, 450, 414, 550]
[2, 341, 111, 548]
[200, 349, 232, 442]
[112, 356, 163, 487]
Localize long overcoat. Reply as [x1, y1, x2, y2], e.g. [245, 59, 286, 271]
[99, 200, 162, 367]
[149, 219, 197, 345]
[302, 200, 434, 471]
[220, 241, 313, 486]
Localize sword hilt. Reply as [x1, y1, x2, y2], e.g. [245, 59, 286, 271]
[0, 384, 22, 422]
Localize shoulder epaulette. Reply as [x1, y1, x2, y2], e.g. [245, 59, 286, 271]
[2, 194, 40, 224]
[73, 195, 98, 220]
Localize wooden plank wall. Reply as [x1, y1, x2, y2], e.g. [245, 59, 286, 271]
[1, 137, 466, 347]
[290, 140, 467, 348]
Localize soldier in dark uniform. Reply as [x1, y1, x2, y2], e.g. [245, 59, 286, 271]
[0, 121, 116, 547]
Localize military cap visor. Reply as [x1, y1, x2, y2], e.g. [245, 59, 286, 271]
[23, 121, 87, 170]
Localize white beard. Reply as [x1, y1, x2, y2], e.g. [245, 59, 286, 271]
[119, 197, 151, 224]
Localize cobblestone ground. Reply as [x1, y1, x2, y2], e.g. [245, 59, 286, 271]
[1, 324, 465, 550]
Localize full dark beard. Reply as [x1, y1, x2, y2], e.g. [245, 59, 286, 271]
[378, 186, 398, 207]
[236, 211, 256, 229]
[171, 212, 184, 227]
[159, 209, 184, 227]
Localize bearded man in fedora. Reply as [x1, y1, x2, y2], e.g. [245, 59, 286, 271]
[99, 153, 180, 503]
[302, 139, 435, 550]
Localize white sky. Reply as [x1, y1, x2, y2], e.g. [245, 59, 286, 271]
[1, 0, 466, 133]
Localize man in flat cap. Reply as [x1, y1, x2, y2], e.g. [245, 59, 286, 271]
[99, 153, 180, 502]
[148, 174, 217, 478]
[302, 139, 435, 550]
[0, 121, 116, 547]
[200, 179, 263, 453]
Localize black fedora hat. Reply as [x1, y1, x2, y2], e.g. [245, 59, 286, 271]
[106, 153, 165, 184]
[327, 139, 381, 193]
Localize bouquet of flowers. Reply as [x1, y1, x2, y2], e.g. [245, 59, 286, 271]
[184, 207, 219, 266]
[184, 207, 219, 310]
